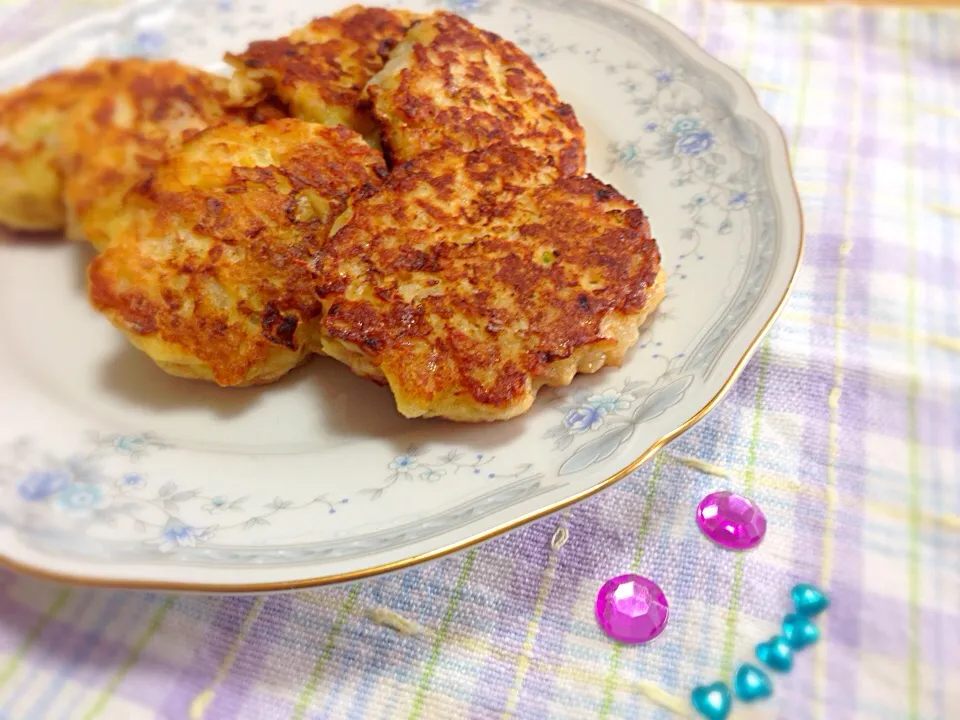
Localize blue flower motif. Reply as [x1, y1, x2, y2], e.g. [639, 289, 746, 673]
[135, 31, 166, 55]
[675, 131, 714, 157]
[202, 496, 229, 514]
[655, 70, 673, 85]
[644, 122, 658, 132]
[728, 191, 750, 209]
[151, 519, 211, 552]
[118, 472, 145, 490]
[112, 435, 148, 455]
[17, 470, 70, 502]
[442, 0, 485, 12]
[563, 406, 605, 434]
[216, 0, 233, 9]
[671, 116, 701, 136]
[586, 388, 635, 415]
[389, 455, 418, 471]
[55, 484, 107, 515]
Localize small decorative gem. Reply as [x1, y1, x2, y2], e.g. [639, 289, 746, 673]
[733, 663, 773, 702]
[691, 682, 732, 720]
[595, 574, 669, 644]
[782, 612, 820, 649]
[755, 636, 793, 672]
[791, 583, 829, 617]
[696, 491, 767, 550]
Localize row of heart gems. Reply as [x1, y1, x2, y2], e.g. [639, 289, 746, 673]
[690, 583, 830, 719]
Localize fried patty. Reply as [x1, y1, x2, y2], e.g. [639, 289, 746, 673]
[88, 119, 386, 387]
[0, 59, 120, 232]
[364, 11, 585, 173]
[225, 5, 420, 141]
[312, 143, 664, 422]
[59, 59, 239, 249]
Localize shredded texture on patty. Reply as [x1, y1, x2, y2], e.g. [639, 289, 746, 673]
[312, 142, 663, 421]
[364, 11, 586, 173]
[89, 119, 387, 387]
[225, 5, 421, 142]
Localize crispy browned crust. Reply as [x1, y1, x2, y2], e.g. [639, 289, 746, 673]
[88, 119, 386, 387]
[59, 59, 240, 248]
[364, 11, 585, 173]
[312, 143, 663, 421]
[0, 59, 124, 231]
[224, 5, 420, 140]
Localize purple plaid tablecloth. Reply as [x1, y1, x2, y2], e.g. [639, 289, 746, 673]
[1, 1, 959, 718]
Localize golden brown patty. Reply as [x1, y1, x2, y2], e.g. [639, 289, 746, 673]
[59, 59, 239, 249]
[312, 143, 664, 422]
[364, 11, 585, 173]
[88, 119, 387, 387]
[225, 5, 420, 141]
[0, 59, 120, 232]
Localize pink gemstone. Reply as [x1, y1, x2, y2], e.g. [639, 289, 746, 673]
[595, 574, 669, 644]
[696, 490, 767, 550]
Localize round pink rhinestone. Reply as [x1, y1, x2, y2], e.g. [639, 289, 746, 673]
[595, 574, 669, 644]
[696, 490, 767, 550]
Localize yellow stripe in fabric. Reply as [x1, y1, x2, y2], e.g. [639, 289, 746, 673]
[293, 586, 361, 720]
[697, 0, 712, 47]
[737, 1, 956, 10]
[597, 452, 665, 720]
[779, 311, 960, 353]
[408, 627, 690, 717]
[669, 455, 734, 479]
[753, 82, 790, 93]
[0, 589, 71, 690]
[716, 1, 780, 677]
[786, 14, 813, 168]
[921, 105, 960, 119]
[189, 598, 264, 720]
[409, 550, 476, 720]
[501, 510, 572, 718]
[814, 7, 861, 717]
[742, 471, 959, 530]
[899, 10, 922, 720]
[82, 596, 174, 720]
[718, 338, 768, 674]
[928, 203, 960, 218]
[671, 450, 960, 528]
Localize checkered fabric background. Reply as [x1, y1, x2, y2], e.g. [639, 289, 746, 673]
[1, 1, 959, 718]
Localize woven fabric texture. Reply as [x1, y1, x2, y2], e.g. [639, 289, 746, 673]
[1, 1, 959, 718]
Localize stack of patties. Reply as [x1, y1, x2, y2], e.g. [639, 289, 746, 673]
[88, 120, 386, 386]
[0, 40, 388, 387]
[0, 6, 664, 417]
[309, 11, 666, 421]
[0, 58, 251, 240]
[83, 6, 414, 386]
[224, 5, 422, 143]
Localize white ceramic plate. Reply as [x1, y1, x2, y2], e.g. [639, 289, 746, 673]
[0, 0, 801, 591]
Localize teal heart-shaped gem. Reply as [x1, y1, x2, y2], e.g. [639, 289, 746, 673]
[791, 583, 829, 617]
[691, 682, 732, 720]
[734, 663, 773, 702]
[782, 612, 820, 649]
[755, 635, 793, 672]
